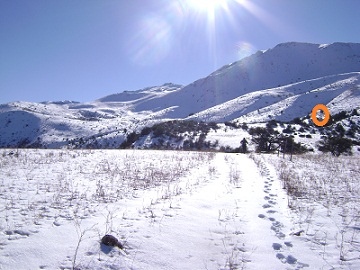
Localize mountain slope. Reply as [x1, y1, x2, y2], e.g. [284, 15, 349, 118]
[1, 42, 360, 148]
[114, 42, 360, 119]
[187, 72, 360, 123]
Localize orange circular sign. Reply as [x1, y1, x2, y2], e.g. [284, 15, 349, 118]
[311, 104, 330, 126]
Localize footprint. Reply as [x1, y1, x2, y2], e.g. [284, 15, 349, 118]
[13, 230, 30, 237]
[272, 243, 282, 251]
[271, 221, 286, 239]
[85, 251, 95, 256]
[276, 253, 286, 263]
[269, 217, 276, 222]
[262, 204, 272, 209]
[276, 253, 298, 265]
[258, 214, 266, 219]
[297, 262, 310, 268]
[286, 255, 297, 264]
[53, 221, 61, 226]
[264, 196, 270, 200]
[268, 200, 277, 205]
[272, 221, 283, 228]
[284, 241, 293, 247]
[271, 225, 279, 232]
[267, 210, 277, 214]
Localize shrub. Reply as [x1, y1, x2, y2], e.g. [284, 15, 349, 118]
[334, 123, 345, 137]
[331, 110, 348, 123]
[140, 127, 152, 136]
[225, 121, 237, 128]
[280, 136, 308, 154]
[317, 136, 352, 156]
[266, 120, 278, 129]
[241, 123, 248, 130]
[291, 117, 303, 125]
[282, 124, 294, 134]
[119, 132, 140, 149]
[249, 127, 277, 153]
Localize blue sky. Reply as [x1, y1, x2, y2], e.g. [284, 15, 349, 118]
[1, 0, 360, 104]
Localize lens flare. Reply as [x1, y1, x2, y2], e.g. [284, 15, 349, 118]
[126, 15, 173, 66]
[234, 0, 290, 37]
[236, 41, 256, 59]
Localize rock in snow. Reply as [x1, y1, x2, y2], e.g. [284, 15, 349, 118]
[101, 234, 124, 249]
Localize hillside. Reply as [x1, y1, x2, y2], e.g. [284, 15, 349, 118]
[0, 42, 360, 149]
[124, 42, 360, 120]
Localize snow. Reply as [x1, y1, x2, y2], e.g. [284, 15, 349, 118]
[1, 149, 359, 269]
[133, 42, 360, 119]
[1, 41, 360, 268]
[265, 153, 360, 266]
[1, 42, 360, 148]
[188, 72, 360, 123]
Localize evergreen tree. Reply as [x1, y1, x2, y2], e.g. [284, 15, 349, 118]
[249, 127, 278, 152]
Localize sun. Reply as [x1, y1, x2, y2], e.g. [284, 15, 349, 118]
[186, 0, 229, 14]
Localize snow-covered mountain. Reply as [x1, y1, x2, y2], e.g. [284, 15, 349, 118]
[1, 42, 360, 148]
[114, 42, 360, 120]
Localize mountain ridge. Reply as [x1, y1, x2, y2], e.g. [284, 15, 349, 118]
[1, 41, 360, 148]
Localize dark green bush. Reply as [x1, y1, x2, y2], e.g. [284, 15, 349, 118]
[317, 136, 353, 156]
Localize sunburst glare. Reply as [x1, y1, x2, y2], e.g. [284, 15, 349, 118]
[233, 0, 288, 36]
[125, 0, 279, 68]
[185, 0, 229, 14]
[126, 15, 173, 66]
[236, 41, 256, 59]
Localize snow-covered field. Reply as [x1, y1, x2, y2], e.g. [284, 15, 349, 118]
[0, 149, 359, 269]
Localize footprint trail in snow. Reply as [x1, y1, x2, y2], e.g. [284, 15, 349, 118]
[241, 155, 326, 269]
